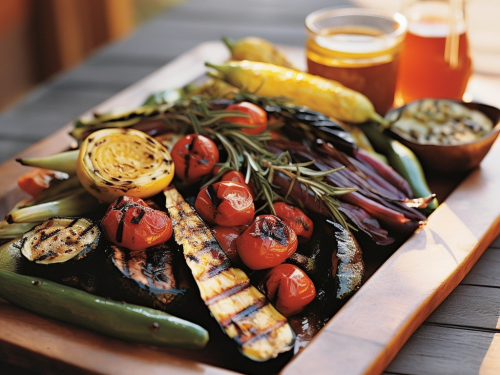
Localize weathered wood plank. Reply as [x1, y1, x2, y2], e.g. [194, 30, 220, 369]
[461, 247, 500, 287]
[489, 235, 500, 249]
[425, 284, 500, 330]
[384, 325, 500, 375]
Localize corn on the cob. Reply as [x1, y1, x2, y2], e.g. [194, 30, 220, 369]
[164, 185, 295, 361]
[206, 60, 386, 125]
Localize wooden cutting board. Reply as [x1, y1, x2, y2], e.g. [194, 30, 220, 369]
[1, 41, 500, 375]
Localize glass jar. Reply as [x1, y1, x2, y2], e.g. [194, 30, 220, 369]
[395, 0, 473, 103]
[305, 7, 407, 116]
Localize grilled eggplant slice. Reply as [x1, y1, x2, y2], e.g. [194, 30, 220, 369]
[20, 217, 100, 264]
[164, 185, 295, 362]
[328, 220, 364, 299]
[109, 242, 186, 309]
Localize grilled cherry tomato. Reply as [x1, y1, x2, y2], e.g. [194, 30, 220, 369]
[224, 102, 267, 135]
[211, 226, 242, 266]
[235, 215, 297, 270]
[101, 196, 173, 251]
[221, 170, 256, 199]
[261, 263, 316, 316]
[195, 181, 255, 227]
[171, 134, 219, 183]
[273, 202, 314, 242]
[221, 170, 246, 184]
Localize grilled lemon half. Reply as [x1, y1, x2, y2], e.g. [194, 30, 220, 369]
[77, 128, 174, 203]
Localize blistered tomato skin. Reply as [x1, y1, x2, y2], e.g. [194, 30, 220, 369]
[273, 202, 314, 242]
[262, 263, 316, 316]
[195, 181, 255, 227]
[221, 170, 255, 198]
[224, 102, 268, 135]
[235, 215, 298, 270]
[101, 196, 173, 251]
[171, 134, 219, 183]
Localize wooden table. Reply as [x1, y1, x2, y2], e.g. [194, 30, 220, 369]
[1, 1, 500, 374]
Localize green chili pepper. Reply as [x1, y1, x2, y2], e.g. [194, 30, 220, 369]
[0, 270, 209, 349]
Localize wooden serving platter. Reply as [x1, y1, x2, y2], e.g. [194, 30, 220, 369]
[1, 41, 500, 375]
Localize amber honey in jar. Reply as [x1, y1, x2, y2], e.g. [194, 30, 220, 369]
[396, 0, 472, 103]
[305, 8, 407, 116]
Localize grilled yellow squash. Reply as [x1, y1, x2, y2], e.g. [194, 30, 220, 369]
[164, 185, 295, 361]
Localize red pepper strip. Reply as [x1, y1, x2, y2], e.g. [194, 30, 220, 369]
[353, 148, 414, 198]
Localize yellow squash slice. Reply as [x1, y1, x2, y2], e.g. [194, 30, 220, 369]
[164, 185, 295, 361]
[77, 128, 174, 203]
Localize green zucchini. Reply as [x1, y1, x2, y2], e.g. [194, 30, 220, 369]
[20, 217, 101, 264]
[0, 270, 209, 348]
[362, 123, 438, 214]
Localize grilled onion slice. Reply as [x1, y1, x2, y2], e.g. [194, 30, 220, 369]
[20, 217, 100, 264]
[77, 128, 174, 203]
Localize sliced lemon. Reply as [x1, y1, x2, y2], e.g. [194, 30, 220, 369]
[77, 128, 174, 203]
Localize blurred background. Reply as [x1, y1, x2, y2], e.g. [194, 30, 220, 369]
[0, 0, 181, 112]
[1, 0, 498, 113]
[0, 0, 498, 165]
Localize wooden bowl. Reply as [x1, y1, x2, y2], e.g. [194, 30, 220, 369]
[386, 99, 500, 174]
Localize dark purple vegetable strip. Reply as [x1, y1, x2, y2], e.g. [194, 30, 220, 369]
[353, 148, 414, 197]
[271, 171, 394, 246]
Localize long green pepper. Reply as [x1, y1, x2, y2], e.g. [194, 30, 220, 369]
[0, 270, 209, 348]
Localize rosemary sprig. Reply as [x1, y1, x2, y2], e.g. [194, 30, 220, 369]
[71, 92, 357, 228]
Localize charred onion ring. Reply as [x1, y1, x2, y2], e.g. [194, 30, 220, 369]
[77, 128, 174, 203]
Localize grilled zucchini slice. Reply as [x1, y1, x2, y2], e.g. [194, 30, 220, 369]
[20, 217, 100, 264]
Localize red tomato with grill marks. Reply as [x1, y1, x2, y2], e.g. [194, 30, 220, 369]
[261, 263, 316, 316]
[211, 225, 242, 266]
[194, 181, 255, 227]
[101, 196, 173, 251]
[273, 202, 314, 242]
[171, 133, 219, 183]
[224, 102, 268, 135]
[235, 215, 297, 270]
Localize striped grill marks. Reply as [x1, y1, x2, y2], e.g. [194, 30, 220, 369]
[110, 243, 180, 306]
[20, 217, 100, 264]
[164, 186, 294, 361]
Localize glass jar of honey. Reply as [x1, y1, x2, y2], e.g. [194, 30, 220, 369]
[305, 7, 408, 116]
[396, 0, 472, 103]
